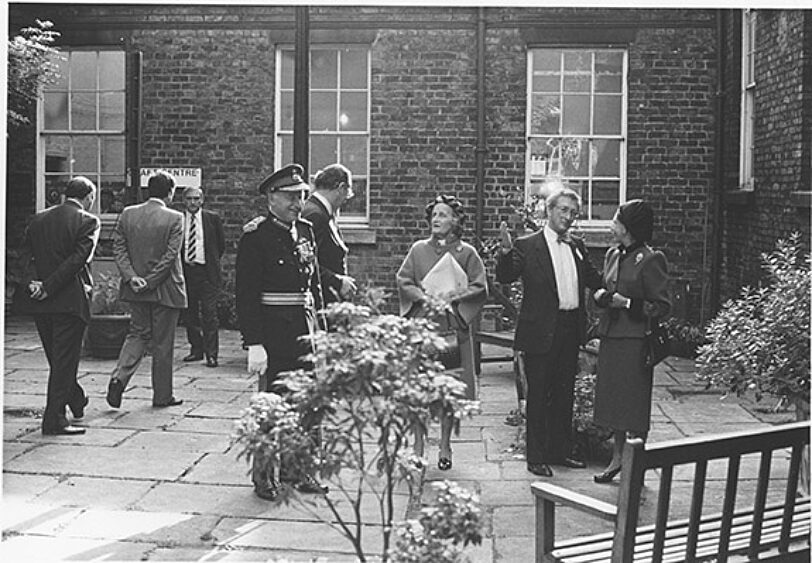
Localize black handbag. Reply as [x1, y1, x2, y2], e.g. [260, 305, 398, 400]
[644, 318, 670, 368]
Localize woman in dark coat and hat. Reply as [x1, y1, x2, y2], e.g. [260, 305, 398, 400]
[591, 199, 671, 483]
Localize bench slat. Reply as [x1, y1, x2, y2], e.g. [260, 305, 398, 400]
[750, 449, 774, 558]
[531, 482, 617, 521]
[718, 453, 741, 560]
[781, 442, 805, 551]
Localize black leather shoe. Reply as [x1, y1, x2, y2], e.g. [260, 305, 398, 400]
[294, 475, 329, 494]
[527, 463, 553, 477]
[559, 457, 587, 469]
[43, 424, 86, 436]
[153, 397, 183, 408]
[205, 357, 218, 368]
[254, 484, 279, 501]
[69, 396, 89, 420]
[438, 456, 452, 471]
[106, 379, 124, 408]
[593, 466, 622, 484]
[183, 353, 204, 362]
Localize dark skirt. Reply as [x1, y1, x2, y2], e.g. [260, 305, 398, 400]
[593, 337, 653, 433]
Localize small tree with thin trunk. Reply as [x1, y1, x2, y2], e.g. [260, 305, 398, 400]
[233, 295, 482, 561]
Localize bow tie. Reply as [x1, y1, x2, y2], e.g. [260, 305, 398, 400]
[557, 232, 572, 244]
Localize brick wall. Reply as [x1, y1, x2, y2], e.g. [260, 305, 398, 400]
[6, 5, 749, 324]
[719, 10, 811, 301]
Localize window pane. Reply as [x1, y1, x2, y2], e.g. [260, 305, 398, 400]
[45, 174, 70, 207]
[529, 137, 560, 178]
[595, 51, 623, 93]
[592, 139, 620, 177]
[564, 51, 590, 71]
[341, 177, 366, 218]
[562, 95, 590, 134]
[532, 73, 560, 92]
[70, 51, 97, 89]
[99, 175, 127, 214]
[280, 134, 293, 165]
[561, 138, 589, 177]
[72, 92, 97, 130]
[45, 136, 71, 172]
[280, 91, 294, 131]
[533, 50, 560, 72]
[280, 50, 295, 89]
[311, 49, 337, 89]
[531, 94, 560, 135]
[100, 92, 125, 130]
[339, 136, 367, 175]
[101, 137, 125, 174]
[592, 180, 620, 220]
[311, 135, 337, 173]
[98, 51, 125, 90]
[594, 95, 622, 135]
[563, 73, 590, 92]
[44, 92, 68, 130]
[72, 136, 98, 173]
[339, 92, 367, 131]
[340, 49, 367, 89]
[311, 91, 336, 131]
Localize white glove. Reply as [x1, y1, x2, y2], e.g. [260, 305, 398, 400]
[247, 345, 267, 376]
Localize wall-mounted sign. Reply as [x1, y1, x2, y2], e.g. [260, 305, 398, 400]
[140, 168, 202, 189]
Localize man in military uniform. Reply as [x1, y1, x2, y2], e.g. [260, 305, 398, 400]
[236, 163, 326, 501]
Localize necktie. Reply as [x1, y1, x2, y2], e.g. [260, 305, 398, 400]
[187, 214, 197, 263]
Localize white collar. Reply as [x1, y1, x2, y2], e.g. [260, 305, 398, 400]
[543, 224, 561, 244]
[148, 197, 167, 207]
[312, 191, 334, 217]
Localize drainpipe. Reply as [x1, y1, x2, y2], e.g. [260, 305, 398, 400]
[294, 6, 310, 175]
[708, 9, 726, 322]
[475, 7, 487, 244]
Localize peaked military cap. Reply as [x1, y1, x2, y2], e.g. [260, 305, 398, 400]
[259, 163, 310, 194]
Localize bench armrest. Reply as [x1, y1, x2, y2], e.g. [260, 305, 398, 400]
[532, 482, 618, 522]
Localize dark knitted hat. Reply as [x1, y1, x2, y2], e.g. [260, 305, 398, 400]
[617, 199, 654, 243]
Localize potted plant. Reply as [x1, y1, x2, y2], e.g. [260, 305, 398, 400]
[85, 271, 130, 359]
[233, 295, 482, 562]
[696, 233, 810, 492]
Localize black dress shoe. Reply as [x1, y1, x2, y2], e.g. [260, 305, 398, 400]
[294, 476, 329, 494]
[183, 353, 204, 362]
[593, 466, 622, 484]
[153, 397, 183, 407]
[106, 379, 124, 408]
[559, 457, 587, 469]
[527, 463, 554, 477]
[438, 456, 452, 471]
[205, 357, 218, 368]
[254, 484, 279, 501]
[43, 425, 86, 436]
[69, 396, 89, 419]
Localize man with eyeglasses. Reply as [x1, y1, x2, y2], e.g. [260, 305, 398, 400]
[496, 186, 602, 478]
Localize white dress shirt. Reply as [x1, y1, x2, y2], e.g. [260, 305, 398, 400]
[543, 225, 579, 310]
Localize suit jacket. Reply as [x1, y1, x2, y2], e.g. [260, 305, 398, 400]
[496, 229, 602, 353]
[113, 199, 188, 309]
[182, 208, 225, 287]
[596, 244, 671, 338]
[14, 200, 100, 322]
[301, 196, 348, 304]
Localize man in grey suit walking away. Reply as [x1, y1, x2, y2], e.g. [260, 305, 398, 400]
[106, 170, 188, 409]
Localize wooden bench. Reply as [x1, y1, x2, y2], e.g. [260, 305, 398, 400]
[532, 420, 811, 562]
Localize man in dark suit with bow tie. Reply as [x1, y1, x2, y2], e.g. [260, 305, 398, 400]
[496, 186, 602, 477]
[181, 186, 225, 367]
[301, 163, 357, 305]
[15, 176, 100, 435]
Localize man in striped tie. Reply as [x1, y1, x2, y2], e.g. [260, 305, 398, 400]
[181, 186, 225, 367]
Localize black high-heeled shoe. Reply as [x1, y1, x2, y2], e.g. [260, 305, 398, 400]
[438, 455, 452, 471]
[593, 466, 621, 484]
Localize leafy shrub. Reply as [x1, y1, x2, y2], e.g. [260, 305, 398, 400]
[662, 317, 708, 359]
[232, 298, 480, 561]
[696, 233, 810, 404]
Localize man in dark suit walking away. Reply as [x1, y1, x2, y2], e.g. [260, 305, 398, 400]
[16, 176, 101, 435]
[302, 163, 357, 305]
[180, 186, 225, 367]
[106, 170, 188, 409]
[496, 186, 602, 478]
